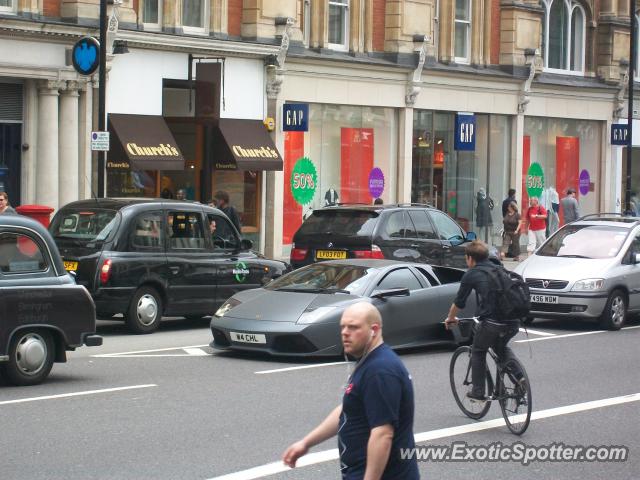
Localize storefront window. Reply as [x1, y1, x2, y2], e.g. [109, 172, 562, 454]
[107, 170, 157, 197]
[523, 117, 601, 224]
[412, 111, 512, 249]
[212, 170, 262, 249]
[283, 104, 398, 252]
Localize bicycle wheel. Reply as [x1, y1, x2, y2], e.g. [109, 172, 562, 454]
[449, 346, 493, 420]
[498, 358, 532, 435]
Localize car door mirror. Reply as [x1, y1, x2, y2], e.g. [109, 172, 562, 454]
[465, 231, 477, 241]
[240, 239, 253, 251]
[371, 287, 410, 299]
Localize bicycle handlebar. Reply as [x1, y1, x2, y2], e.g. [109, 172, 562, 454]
[442, 316, 480, 324]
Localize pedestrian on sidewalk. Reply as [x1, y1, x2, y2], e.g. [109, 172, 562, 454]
[502, 188, 517, 217]
[0, 191, 17, 215]
[526, 197, 547, 255]
[501, 201, 522, 261]
[214, 190, 242, 235]
[560, 187, 580, 225]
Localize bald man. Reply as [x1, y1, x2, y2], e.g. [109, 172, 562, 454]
[282, 302, 419, 480]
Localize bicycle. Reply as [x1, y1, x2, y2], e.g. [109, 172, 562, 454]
[448, 317, 532, 435]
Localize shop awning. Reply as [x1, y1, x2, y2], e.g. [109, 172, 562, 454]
[107, 114, 185, 171]
[211, 119, 283, 171]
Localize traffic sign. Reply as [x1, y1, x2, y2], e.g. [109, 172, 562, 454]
[91, 131, 110, 151]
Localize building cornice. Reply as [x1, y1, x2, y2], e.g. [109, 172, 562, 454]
[0, 17, 280, 57]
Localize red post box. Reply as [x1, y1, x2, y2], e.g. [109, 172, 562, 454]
[15, 205, 55, 228]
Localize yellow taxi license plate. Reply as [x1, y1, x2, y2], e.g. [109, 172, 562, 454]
[316, 250, 347, 260]
[63, 261, 78, 271]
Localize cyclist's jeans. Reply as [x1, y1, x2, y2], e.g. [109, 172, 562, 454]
[471, 321, 521, 397]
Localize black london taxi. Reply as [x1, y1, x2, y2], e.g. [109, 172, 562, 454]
[0, 215, 101, 386]
[49, 198, 289, 334]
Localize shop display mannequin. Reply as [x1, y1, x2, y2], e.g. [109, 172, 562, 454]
[476, 188, 494, 242]
[542, 186, 560, 235]
[324, 188, 339, 206]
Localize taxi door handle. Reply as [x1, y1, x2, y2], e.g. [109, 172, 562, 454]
[442, 245, 451, 250]
[410, 244, 420, 248]
[169, 266, 180, 275]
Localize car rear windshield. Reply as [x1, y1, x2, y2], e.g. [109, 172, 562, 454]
[296, 210, 378, 237]
[50, 208, 118, 247]
[265, 263, 376, 294]
[537, 225, 629, 259]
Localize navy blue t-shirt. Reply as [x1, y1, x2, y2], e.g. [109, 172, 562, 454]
[338, 343, 419, 479]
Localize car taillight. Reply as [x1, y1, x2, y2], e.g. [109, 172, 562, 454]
[100, 259, 112, 285]
[353, 245, 385, 259]
[291, 247, 308, 262]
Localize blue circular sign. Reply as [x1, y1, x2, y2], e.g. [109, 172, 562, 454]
[72, 37, 100, 76]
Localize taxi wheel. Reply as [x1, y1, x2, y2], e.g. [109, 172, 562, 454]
[1, 329, 54, 386]
[126, 286, 163, 334]
[599, 289, 626, 331]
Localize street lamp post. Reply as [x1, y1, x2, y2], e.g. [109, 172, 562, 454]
[98, 0, 107, 197]
[627, 0, 636, 214]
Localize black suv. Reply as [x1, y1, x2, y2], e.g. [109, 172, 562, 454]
[290, 204, 477, 269]
[49, 198, 289, 334]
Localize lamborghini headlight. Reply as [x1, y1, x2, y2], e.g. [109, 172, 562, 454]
[297, 306, 338, 324]
[215, 298, 241, 317]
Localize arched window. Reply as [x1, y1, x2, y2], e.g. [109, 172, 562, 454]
[542, 0, 586, 73]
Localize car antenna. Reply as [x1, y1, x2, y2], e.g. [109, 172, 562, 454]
[84, 173, 100, 206]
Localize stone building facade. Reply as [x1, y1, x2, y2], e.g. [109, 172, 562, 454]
[0, 0, 636, 256]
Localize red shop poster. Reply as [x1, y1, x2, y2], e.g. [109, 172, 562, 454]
[340, 128, 374, 204]
[283, 131, 304, 245]
[555, 137, 579, 225]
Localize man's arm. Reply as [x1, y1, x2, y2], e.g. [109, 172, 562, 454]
[445, 303, 461, 328]
[539, 206, 548, 219]
[363, 424, 395, 480]
[282, 405, 342, 468]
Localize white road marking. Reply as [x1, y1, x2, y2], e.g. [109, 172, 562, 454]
[206, 392, 640, 480]
[515, 325, 640, 343]
[183, 348, 210, 356]
[519, 327, 555, 336]
[0, 384, 157, 406]
[255, 361, 350, 375]
[92, 344, 209, 357]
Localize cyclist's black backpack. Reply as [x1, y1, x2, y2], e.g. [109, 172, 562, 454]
[477, 265, 530, 321]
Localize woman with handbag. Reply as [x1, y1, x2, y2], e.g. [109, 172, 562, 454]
[501, 201, 522, 260]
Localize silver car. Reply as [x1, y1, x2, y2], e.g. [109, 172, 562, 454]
[514, 215, 640, 330]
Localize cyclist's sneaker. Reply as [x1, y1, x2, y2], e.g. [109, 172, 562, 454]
[466, 391, 487, 402]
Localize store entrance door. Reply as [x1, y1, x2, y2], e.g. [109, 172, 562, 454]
[0, 123, 21, 206]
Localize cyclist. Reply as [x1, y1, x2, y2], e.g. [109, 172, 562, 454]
[445, 240, 522, 401]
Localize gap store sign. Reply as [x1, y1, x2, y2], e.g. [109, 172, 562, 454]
[283, 103, 309, 132]
[454, 113, 476, 151]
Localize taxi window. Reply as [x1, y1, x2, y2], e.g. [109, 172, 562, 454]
[383, 212, 416, 239]
[131, 211, 164, 251]
[207, 214, 239, 250]
[0, 232, 48, 274]
[167, 211, 205, 250]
